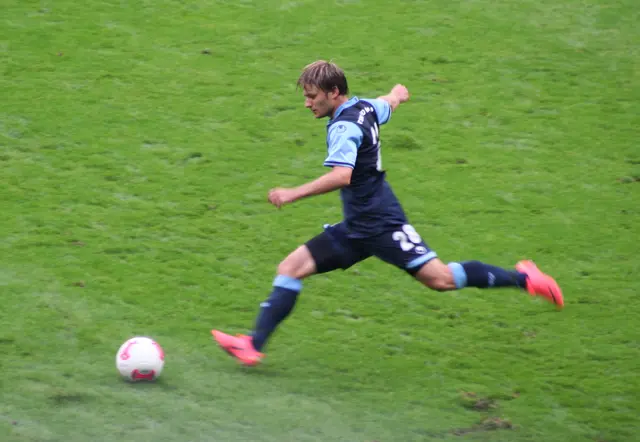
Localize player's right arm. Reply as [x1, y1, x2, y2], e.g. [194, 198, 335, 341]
[266, 122, 362, 208]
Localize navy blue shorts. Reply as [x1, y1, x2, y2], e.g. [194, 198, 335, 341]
[305, 222, 438, 275]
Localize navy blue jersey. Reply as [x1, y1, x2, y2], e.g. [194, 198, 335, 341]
[324, 97, 408, 238]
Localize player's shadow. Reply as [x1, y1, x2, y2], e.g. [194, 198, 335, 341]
[222, 364, 285, 378]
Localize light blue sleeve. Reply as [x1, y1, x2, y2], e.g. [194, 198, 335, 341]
[364, 98, 392, 125]
[324, 121, 363, 168]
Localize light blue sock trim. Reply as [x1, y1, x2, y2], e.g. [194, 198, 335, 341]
[273, 275, 302, 292]
[407, 251, 438, 269]
[448, 262, 468, 289]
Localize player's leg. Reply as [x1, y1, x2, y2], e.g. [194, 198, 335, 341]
[212, 223, 369, 365]
[367, 223, 563, 307]
[414, 259, 563, 307]
[364, 223, 446, 284]
[414, 259, 525, 291]
[250, 223, 369, 352]
[249, 244, 316, 352]
[211, 245, 315, 366]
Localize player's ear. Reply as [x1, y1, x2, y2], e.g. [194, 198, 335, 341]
[328, 86, 340, 100]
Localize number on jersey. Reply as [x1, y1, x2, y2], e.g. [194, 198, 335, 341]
[370, 122, 382, 171]
[392, 224, 423, 251]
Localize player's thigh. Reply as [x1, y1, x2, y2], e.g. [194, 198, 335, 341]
[303, 223, 370, 275]
[277, 244, 318, 280]
[365, 224, 436, 271]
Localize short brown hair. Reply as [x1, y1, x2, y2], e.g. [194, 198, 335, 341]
[297, 60, 349, 95]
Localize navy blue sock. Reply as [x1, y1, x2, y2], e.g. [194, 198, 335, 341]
[448, 261, 527, 289]
[251, 275, 301, 351]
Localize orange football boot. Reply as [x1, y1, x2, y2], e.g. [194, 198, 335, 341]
[516, 260, 564, 308]
[211, 330, 264, 366]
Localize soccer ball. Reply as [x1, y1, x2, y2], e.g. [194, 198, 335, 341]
[115, 336, 165, 382]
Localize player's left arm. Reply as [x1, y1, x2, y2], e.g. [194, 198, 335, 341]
[377, 84, 410, 111]
[268, 122, 361, 208]
[364, 85, 409, 126]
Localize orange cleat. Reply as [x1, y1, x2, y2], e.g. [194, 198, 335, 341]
[211, 330, 264, 366]
[516, 260, 564, 308]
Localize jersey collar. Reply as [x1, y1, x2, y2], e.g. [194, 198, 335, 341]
[327, 96, 359, 126]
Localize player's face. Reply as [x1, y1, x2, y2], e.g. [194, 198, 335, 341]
[303, 85, 339, 118]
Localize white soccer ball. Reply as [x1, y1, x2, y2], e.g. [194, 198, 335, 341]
[115, 336, 165, 382]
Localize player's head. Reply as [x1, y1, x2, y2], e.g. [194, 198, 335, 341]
[297, 60, 349, 118]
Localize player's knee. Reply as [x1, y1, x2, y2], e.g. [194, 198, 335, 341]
[277, 259, 298, 278]
[415, 260, 456, 292]
[276, 246, 317, 280]
[423, 277, 455, 292]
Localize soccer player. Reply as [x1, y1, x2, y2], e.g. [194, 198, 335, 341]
[212, 60, 564, 366]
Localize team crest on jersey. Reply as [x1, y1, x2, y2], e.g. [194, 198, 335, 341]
[336, 124, 347, 133]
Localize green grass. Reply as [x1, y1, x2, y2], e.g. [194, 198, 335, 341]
[1, 0, 639, 441]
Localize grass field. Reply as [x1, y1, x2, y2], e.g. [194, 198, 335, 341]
[1, 0, 639, 441]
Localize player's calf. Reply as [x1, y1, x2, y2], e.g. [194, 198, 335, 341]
[415, 259, 527, 291]
[249, 245, 318, 352]
[449, 260, 527, 289]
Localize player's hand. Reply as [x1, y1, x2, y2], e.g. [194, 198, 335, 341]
[268, 188, 298, 208]
[391, 84, 410, 103]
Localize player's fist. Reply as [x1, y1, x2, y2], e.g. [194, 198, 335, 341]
[268, 188, 297, 208]
[391, 84, 410, 103]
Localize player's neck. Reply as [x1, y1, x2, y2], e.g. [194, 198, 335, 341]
[330, 95, 350, 118]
